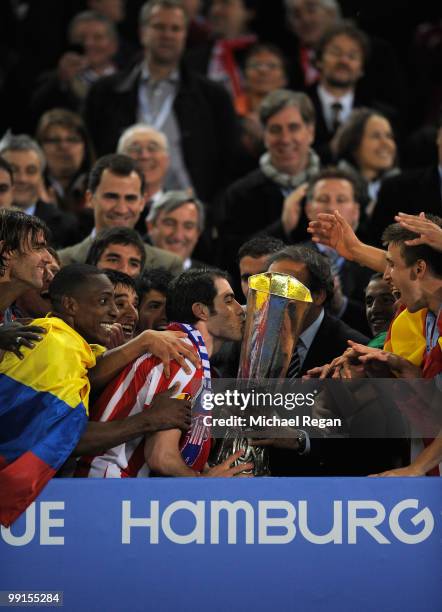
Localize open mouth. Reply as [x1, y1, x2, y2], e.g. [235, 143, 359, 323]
[121, 323, 135, 338]
[100, 322, 115, 333]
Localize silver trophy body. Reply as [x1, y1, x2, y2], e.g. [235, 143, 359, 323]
[215, 272, 312, 475]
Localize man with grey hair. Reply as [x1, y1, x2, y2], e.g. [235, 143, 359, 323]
[84, 0, 238, 205]
[0, 134, 79, 248]
[146, 190, 206, 269]
[117, 124, 170, 233]
[30, 11, 118, 119]
[218, 89, 319, 284]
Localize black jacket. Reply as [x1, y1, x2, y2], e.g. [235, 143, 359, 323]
[369, 165, 442, 247]
[83, 62, 239, 204]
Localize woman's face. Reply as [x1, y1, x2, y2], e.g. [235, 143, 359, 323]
[356, 115, 396, 176]
[41, 125, 85, 179]
[245, 50, 286, 97]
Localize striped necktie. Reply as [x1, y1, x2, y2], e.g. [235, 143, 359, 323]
[287, 345, 301, 379]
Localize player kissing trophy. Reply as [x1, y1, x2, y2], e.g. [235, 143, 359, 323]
[214, 272, 312, 475]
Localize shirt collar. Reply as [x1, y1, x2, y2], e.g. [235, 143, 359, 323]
[299, 308, 325, 353]
[140, 63, 180, 85]
[317, 84, 354, 110]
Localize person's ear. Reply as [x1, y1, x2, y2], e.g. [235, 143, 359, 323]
[192, 302, 209, 321]
[61, 295, 78, 317]
[414, 259, 427, 280]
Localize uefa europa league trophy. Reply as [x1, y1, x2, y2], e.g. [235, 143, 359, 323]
[214, 272, 312, 476]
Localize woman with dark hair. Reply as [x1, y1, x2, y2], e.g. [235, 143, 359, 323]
[35, 108, 95, 214]
[333, 107, 400, 217]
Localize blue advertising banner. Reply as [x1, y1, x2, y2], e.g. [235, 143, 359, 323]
[1, 478, 441, 612]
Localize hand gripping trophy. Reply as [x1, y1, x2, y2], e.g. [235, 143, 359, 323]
[214, 272, 312, 475]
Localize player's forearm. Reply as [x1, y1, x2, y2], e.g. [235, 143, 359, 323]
[74, 412, 156, 456]
[349, 242, 386, 273]
[88, 333, 151, 390]
[145, 432, 198, 477]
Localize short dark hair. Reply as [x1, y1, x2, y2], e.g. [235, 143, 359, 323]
[136, 267, 173, 301]
[267, 245, 334, 302]
[245, 43, 288, 77]
[0, 156, 13, 183]
[166, 268, 230, 324]
[316, 21, 370, 64]
[102, 268, 137, 292]
[88, 154, 145, 195]
[85, 227, 146, 270]
[49, 264, 106, 309]
[334, 107, 395, 169]
[382, 216, 442, 278]
[306, 166, 366, 204]
[0, 209, 50, 276]
[259, 89, 315, 127]
[368, 272, 384, 283]
[238, 235, 285, 262]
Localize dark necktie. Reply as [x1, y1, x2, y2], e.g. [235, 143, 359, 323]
[330, 101, 343, 133]
[287, 345, 301, 379]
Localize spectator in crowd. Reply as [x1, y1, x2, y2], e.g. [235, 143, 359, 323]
[185, 0, 257, 102]
[237, 235, 285, 299]
[0, 263, 199, 525]
[301, 167, 373, 334]
[102, 269, 139, 343]
[85, 227, 146, 277]
[334, 107, 400, 219]
[369, 119, 442, 247]
[281, 0, 406, 114]
[0, 158, 13, 209]
[35, 109, 95, 215]
[30, 11, 118, 120]
[57, 154, 183, 275]
[235, 44, 288, 162]
[364, 272, 397, 349]
[12, 247, 61, 320]
[146, 190, 205, 269]
[84, 0, 239, 204]
[137, 268, 173, 332]
[218, 89, 319, 280]
[0, 134, 80, 248]
[305, 22, 383, 159]
[76, 267, 249, 478]
[116, 124, 170, 233]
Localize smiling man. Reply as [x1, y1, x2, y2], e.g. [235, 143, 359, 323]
[219, 89, 319, 279]
[77, 267, 249, 478]
[0, 263, 200, 525]
[58, 154, 182, 275]
[147, 190, 205, 268]
[86, 227, 146, 278]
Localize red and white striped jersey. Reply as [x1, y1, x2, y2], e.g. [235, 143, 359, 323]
[75, 337, 210, 478]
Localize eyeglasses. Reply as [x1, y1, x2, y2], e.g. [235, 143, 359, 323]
[42, 137, 83, 146]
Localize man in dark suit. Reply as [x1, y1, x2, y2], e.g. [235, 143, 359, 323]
[261, 245, 406, 476]
[369, 125, 442, 247]
[84, 0, 239, 205]
[304, 22, 371, 161]
[0, 135, 79, 248]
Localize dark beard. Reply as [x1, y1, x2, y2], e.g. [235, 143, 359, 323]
[324, 75, 356, 90]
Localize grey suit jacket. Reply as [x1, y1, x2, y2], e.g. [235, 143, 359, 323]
[58, 234, 183, 276]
